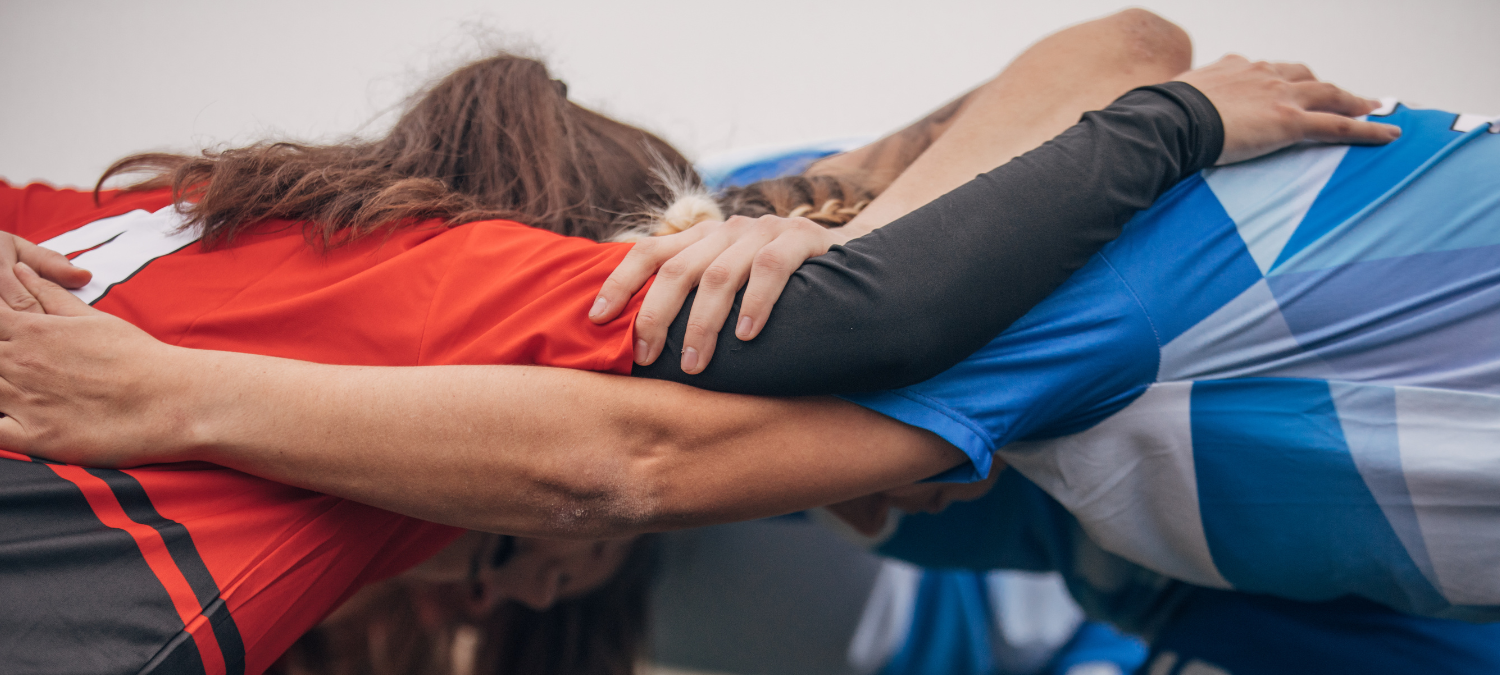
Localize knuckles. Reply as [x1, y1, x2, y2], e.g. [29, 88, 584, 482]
[699, 263, 735, 290]
[751, 250, 793, 275]
[681, 321, 712, 344]
[656, 257, 694, 281]
[634, 307, 665, 330]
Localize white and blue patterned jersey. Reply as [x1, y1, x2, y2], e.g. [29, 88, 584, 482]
[843, 103, 1500, 620]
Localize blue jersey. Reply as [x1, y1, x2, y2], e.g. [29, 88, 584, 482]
[843, 103, 1500, 620]
[877, 469, 1500, 674]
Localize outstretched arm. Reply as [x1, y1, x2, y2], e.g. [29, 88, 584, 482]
[0, 268, 963, 537]
[603, 12, 1397, 388]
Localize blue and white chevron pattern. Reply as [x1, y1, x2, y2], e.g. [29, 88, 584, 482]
[844, 103, 1500, 619]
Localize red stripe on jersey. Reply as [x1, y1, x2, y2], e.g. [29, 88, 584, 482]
[47, 464, 228, 675]
[4, 183, 650, 672]
[0, 448, 31, 462]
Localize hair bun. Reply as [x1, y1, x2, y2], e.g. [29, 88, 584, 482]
[652, 190, 724, 236]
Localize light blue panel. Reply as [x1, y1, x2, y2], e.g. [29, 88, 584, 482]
[1203, 141, 1346, 274]
[1329, 382, 1441, 593]
[1268, 243, 1500, 393]
[1158, 278, 1337, 383]
[1271, 105, 1478, 269]
[1275, 123, 1500, 275]
[1190, 378, 1447, 613]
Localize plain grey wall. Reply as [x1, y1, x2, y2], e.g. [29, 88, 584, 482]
[3, 0, 1497, 188]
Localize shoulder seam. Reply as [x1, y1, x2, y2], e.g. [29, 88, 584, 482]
[1095, 252, 1164, 379]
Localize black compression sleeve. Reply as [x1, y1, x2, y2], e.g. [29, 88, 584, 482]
[633, 82, 1223, 395]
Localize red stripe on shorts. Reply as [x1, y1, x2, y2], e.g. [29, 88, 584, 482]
[48, 464, 228, 675]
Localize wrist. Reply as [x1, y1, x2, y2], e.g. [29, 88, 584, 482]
[829, 223, 870, 242]
[154, 346, 240, 464]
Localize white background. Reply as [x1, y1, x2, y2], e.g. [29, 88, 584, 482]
[3, 0, 1497, 188]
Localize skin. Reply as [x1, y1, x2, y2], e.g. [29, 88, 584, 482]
[392, 533, 634, 613]
[592, 12, 1398, 376]
[0, 11, 1398, 542]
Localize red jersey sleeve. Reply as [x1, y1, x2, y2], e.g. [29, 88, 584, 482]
[418, 220, 646, 373]
[0, 180, 174, 242]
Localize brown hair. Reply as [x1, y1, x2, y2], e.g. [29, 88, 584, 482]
[648, 173, 875, 237]
[97, 53, 694, 248]
[272, 537, 656, 675]
[717, 174, 873, 226]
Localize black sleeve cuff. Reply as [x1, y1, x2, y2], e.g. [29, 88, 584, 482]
[1131, 81, 1225, 172]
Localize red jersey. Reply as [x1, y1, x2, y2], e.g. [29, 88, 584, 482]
[0, 181, 644, 675]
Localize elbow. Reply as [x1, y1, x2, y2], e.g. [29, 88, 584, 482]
[519, 434, 679, 540]
[1106, 8, 1193, 77]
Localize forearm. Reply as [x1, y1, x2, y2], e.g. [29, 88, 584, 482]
[840, 8, 1192, 236]
[167, 349, 962, 537]
[637, 83, 1222, 393]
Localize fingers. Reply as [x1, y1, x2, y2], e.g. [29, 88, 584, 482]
[632, 226, 739, 366]
[735, 232, 823, 341]
[0, 265, 43, 315]
[590, 225, 711, 325]
[1269, 61, 1315, 83]
[16, 238, 90, 289]
[16, 263, 96, 317]
[1301, 111, 1403, 145]
[1293, 80, 1380, 118]
[677, 234, 772, 374]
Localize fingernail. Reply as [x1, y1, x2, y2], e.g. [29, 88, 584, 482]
[589, 297, 608, 319]
[736, 316, 753, 339]
[634, 339, 649, 364]
[1387, 126, 1402, 139]
[681, 346, 699, 373]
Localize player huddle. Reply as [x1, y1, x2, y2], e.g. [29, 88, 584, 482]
[2, 9, 1498, 675]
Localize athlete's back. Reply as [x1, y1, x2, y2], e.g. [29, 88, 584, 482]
[844, 103, 1500, 619]
[0, 183, 641, 675]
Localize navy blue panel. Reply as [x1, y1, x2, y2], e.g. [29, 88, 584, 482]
[1102, 175, 1264, 345]
[879, 469, 1069, 573]
[1190, 379, 1446, 611]
[1150, 589, 1500, 675]
[0, 459, 199, 675]
[1272, 105, 1470, 269]
[88, 469, 246, 675]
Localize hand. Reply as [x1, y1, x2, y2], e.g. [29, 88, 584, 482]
[0, 263, 189, 467]
[589, 215, 852, 374]
[0, 232, 92, 313]
[1175, 55, 1401, 165]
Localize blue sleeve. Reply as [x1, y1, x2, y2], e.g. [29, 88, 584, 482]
[841, 256, 1160, 482]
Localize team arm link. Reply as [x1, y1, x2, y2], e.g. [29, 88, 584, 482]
[634, 83, 1225, 394]
[0, 296, 962, 537]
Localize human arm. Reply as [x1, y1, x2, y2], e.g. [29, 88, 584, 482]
[0, 181, 108, 306]
[604, 55, 1397, 389]
[0, 267, 964, 537]
[630, 69, 1393, 394]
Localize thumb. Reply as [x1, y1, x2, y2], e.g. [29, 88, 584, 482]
[15, 262, 96, 317]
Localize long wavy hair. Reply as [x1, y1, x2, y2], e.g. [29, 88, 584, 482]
[96, 53, 694, 249]
[101, 51, 682, 675]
